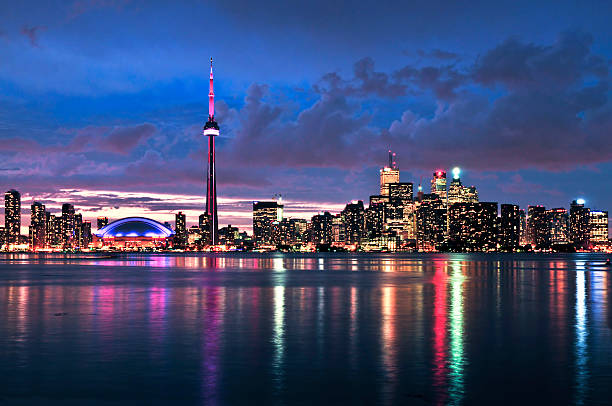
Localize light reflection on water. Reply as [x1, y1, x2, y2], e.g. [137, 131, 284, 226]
[574, 265, 588, 406]
[0, 253, 611, 405]
[448, 262, 465, 405]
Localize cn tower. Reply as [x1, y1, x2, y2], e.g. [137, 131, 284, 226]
[204, 57, 219, 245]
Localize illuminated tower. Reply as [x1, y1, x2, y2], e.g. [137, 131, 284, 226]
[431, 170, 447, 205]
[380, 150, 400, 196]
[204, 58, 219, 245]
[4, 190, 21, 246]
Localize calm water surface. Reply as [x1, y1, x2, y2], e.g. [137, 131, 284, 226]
[1, 253, 611, 405]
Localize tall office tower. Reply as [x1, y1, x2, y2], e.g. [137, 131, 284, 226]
[253, 201, 284, 246]
[416, 184, 424, 202]
[570, 200, 591, 251]
[448, 202, 498, 251]
[81, 221, 92, 249]
[4, 190, 21, 246]
[61, 203, 76, 248]
[174, 212, 187, 248]
[291, 218, 309, 244]
[500, 204, 521, 251]
[447, 167, 478, 206]
[380, 150, 400, 196]
[198, 213, 210, 244]
[430, 171, 447, 205]
[589, 210, 608, 247]
[387, 182, 415, 242]
[448, 167, 463, 206]
[46, 213, 60, 247]
[204, 58, 220, 245]
[0, 227, 5, 247]
[272, 218, 295, 246]
[416, 194, 447, 252]
[341, 200, 365, 246]
[310, 212, 333, 245]
[30, 202, 46, 249]
[519, 209, 527, 245]
[74, 213, 83, 248]
[331, 215, 345, 246]
[547, 208, 569, 246]
[97, 216, 108, 230]
[365, 198, 386, 241]
[387, 182, 413, 219]
[526, 205, 549, 249]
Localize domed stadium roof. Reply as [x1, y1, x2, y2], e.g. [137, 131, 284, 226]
[95, 217, 175, 238]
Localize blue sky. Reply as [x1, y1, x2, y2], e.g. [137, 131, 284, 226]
[1, 0, 612, 231]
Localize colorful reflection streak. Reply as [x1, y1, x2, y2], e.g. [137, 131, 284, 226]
[574, 263, 588, 406]
[448, 261, 465, 405]
[201, 287, 225, 405]
[431, 260, 448, 404]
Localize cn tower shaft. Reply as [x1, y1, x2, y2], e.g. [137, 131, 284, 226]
[204, 58, 219, 245]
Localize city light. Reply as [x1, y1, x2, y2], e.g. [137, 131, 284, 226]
[452, 167, 461, 179]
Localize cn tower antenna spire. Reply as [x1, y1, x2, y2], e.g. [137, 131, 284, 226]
[209, 57, 214, 120]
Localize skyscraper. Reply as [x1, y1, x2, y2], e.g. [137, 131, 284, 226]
[204, 58, 219, 245]
[311, 212, 333, 245]
[379, 150, 400, 196]
[199, 213, 210, 244]
[365, 198, 386, 241]
[430, 171, 447, 205]
[387, 182, 413, 219]
[253, 201, 284, 246]
[81, 221, 92, 249]
[342, 200, 365, 246]
[61, 203, 76, 248]
[30, 202, 46, 249]
[75, 213, 83, 248]
[570, 200, 591, 251]
[46, 213, 61, 248]
[448, 167, 463, 206]
[448, 202, 498, 251]
[500, 204, 520, 251]
[448, 167, 478, 206]
[526, 205, 548, 249]
[174, 212, 187, 248]
[416, 194, 447, 251]
[589, 210, 608, 247]
[547, 208, 569, 246]
[4, 190, 21, 245]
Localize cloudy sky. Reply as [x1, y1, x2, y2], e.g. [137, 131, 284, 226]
[2, 0, 612, 232]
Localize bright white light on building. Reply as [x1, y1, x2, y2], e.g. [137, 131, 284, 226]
[452, 167, 461, 179]
[577, 198, 586, 205]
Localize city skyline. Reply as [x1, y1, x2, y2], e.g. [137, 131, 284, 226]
[3, 159, 608, 236]
[3, 149, 609, 252]
[2, 1, 612, 234]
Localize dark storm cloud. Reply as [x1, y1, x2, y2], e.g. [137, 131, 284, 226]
[225, 83, 378, 169]
[316, 57, 466, 101]
[252, 30, 611, 172]
[473, 31, 608, 90]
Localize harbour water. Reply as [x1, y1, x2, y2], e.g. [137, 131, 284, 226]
[1, 253, 611, 405]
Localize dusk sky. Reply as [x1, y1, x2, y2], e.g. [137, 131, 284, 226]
[2, 0, 612, 232]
